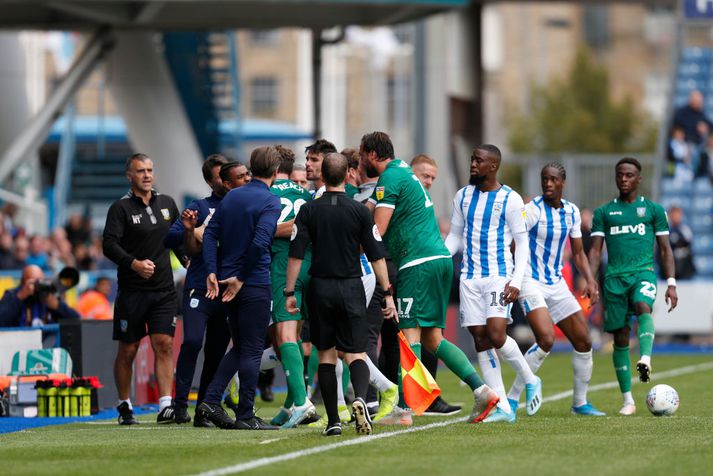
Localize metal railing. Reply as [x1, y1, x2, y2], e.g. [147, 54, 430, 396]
[505, 154, 658, 210]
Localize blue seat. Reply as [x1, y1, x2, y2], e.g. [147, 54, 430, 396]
[682, 47, 713, 60]
[691, 214, 713, 232]
[694, 178, 713, 195]
[694, 255, 713, 277]
[692, 196, 713, 213]
[693, 235, 713, 254]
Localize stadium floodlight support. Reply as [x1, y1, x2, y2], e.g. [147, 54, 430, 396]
[0, 27, 115, 185]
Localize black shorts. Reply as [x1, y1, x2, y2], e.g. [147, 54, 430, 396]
[307, 277, 367, 353]
[113, 288, 178, 342]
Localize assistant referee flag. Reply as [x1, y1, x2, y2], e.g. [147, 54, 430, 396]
[398, 331, 440, 415]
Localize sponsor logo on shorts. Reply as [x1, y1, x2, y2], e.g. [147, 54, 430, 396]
[120, 320, 128, 332]
[190, 298, 199, 309]
[375, 186, 385, 200]
[161, 208, 171, 221]
[636, 207, 646, 218]
[172, 317, 177, 327]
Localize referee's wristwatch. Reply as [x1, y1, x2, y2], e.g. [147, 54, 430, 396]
[380, 284, 393, 309]
[283, 289, 295, 297]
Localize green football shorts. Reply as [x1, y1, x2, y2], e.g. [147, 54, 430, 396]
[396, 257, 453, 329]
[271, 253, 311, 323]
[602, 270, 657, 332]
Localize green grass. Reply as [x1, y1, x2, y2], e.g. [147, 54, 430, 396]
[2, 354, 713, 476]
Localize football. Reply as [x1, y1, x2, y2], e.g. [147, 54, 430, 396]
[646, 384, 680, 416]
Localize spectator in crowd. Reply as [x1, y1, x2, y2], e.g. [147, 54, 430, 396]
[673, 90, 712, 145]
[0, 264, 80, 327]
[665, 207, 696, 280]
[76, 277, 114, 320]
[695, 134, 713, 184]
[27, 235, 51, 271]
[73, 243, 94, 270]
[0, 232, 15, 269]
[667, 125, 695, 183]
[65, 213, 91, 246]
[9, 236, 29, 270]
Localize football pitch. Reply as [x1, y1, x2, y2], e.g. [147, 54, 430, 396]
[2, 353, 713, 476]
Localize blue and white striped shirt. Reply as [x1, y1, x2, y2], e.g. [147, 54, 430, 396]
[450, 184, 526, 280]
[525, 196, 582, 284]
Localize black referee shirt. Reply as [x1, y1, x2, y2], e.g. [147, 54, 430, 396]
[103, 190, 181, 292]
[289, 191, 384, 278]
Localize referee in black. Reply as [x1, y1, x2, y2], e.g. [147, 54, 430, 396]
[102, 153, 183, 425]
[286, 152, 397, 437]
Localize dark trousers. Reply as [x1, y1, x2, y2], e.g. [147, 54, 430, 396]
[365, 287, 384, 404]
[174, 293, 231, 407]
[379, 259, 400, 383]
[203, 284, 272, 420]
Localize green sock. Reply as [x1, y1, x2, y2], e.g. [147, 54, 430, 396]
[637, 314, 655, 358]
[279, 342, 307, 407]
[307, 350, 319, 387]
[613, 345, 632, 393]
[342, 360, 351, 396]
[435, 339, 484, 390]
[398, 343, 422, 408]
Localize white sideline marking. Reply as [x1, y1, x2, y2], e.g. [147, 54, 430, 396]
[193, 361, 713, 476]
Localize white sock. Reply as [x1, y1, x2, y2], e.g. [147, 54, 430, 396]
[507, 344, 549, 401]
[572, 350, 593, 407]
[365, 356, 394, 392]
[639, 355, 651, 366]
[158, 395, 172, 411]
[477, 350, 510, 414]
[497, 336, 537, 385]
[622, 391, 635, 406]
[336, 359, 346, 406]
[118, 399, 133, 410]
[260, 347, 279, 371]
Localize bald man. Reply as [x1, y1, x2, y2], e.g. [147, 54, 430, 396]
[673, 90, 713, 144]
[0, 265, 80, 327]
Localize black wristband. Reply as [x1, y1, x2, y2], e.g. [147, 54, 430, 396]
[283, 289, 295, 297]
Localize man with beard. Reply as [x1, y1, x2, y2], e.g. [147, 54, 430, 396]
[361, 132, 499, 425]
[443, 145, 542, 422]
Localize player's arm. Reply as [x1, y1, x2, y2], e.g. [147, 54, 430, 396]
[275, 219, 294, 238]
[656, 234, 678, 312]
[569, 206, 598, 303]
[359, 206, 397, 320]
[444, 190, 465, 256]
[571, 237, 599, 304]
[653, 203, 677, 312]
[285, 205, 312, 314]
[504, 195, 528, 303]
[374, 207, 394, 236]
[587, 207, 606, 279]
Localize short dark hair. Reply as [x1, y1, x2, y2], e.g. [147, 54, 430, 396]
[473, 144, 502, 162]
[322, 153, 348, 187]
[125, 153, 150, 171]
[305, 139, 337, 157]
[616, 157, 642, 172]
[275, 145, 296, 175]
[360, 132, 394, 161]
[542, 162, 566, 180]
[220, 162, 241, 182]
[340, 148, 360, 170]
[202, 154, 228, 182]
[250, 146, 281, 179]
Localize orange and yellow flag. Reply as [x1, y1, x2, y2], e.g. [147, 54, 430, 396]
[398, 330, 440, 415]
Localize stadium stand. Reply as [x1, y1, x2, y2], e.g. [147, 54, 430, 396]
[661, 47, 713, 279]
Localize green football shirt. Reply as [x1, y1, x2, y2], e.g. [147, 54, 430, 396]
[270, 179, 312, 256]
[370, 159, 449, 269]
[591, 196, 669, 278]
[345, 183, 359, 199]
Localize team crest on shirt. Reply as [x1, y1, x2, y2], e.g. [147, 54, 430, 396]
[161, 208, 171, 221]
[375, 186, 385, 200]
[492, 202, 503, 214]
[637, 207, 646, 218]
